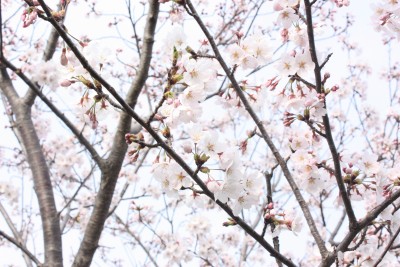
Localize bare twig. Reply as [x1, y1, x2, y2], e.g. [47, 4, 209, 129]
[115, 215, 159, 267]
[373, 224, 400, 266]
[328, 209, 346, 245]
[320, 53, 333, 69]
[0, 230, 42, 266]
[0, 202, 34, 267]
[265, 169, 283, 267]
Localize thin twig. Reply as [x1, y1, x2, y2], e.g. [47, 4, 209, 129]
[328, 209, 346, 245]
[0, 230, 42, 266]
[0, 202, 33, 267]
[373, 224, 400, 266]
[115, 215, 159, 267]
[320, 53, 333, 69]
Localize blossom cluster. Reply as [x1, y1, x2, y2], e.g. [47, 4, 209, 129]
[371, 0, 400, 40]
[226, 34, 271, 70]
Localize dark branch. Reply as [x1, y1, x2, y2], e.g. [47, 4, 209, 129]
[0, 230, 42, 266]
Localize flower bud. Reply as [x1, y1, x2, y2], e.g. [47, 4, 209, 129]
[182, 142, 192, 153]
[200, 167, 210, 173]
[60, 79, 73, 87]
[60, 48, 68, 66]
[51, 10, 66, 21]
[222, 218, 237, 227]
[92, 78, 102, 90]
[194, 153, 210, 166]
[162, 126, 171, 138]
[76, 75, 95, 89]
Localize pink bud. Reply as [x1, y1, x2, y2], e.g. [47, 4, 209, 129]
[182, 142, 192, 153]
[304, 99, 314, 106]
[79, 41, 89, 47]
[60, 48, 68, 66]
[273, 2, 283, 11]
[331, 85, 339, 92]
[60, 79, 73, 87]
[154, 114, 163, 121]
[22, 8, 38, 28]
[349, 162, 353, 168]
[235, 31, 244, 40]
[281, 28, 289, 42]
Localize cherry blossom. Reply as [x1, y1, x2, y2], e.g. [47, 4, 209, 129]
[21, 7, 38, 28]
[277, 8, 299, 29]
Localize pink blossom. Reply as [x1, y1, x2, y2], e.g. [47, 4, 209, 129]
[334, 0, 350, 8]
[21, 8, 38, 28]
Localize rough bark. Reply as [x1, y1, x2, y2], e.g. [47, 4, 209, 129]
[0, 68, 63, 267]
[71, 1, 160, 266]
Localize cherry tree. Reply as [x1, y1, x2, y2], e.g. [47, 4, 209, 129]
[1, 0, 400, 266]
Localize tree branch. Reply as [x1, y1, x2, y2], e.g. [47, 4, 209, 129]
[265, 170, 283, 267]
[68, 1, 160, 266]
[34, 1, 296, 265]
[321, 188, 400, 267]
[185, 0, 328, 259]
[25, 2, 66, 106]
[328, 209, 346, 245]
[1, 58, 104, 168]
[0, 202, 34, 267]
[373, 224, 400, 267]
[303, 0, 357, 229]
[0, 68, 63, 267]
[0, 230, 42, 267]
[115, 215, 159, 267]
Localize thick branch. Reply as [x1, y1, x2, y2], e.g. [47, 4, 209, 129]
[0, 69, 63, 266]
[70, 1, 160, 266]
